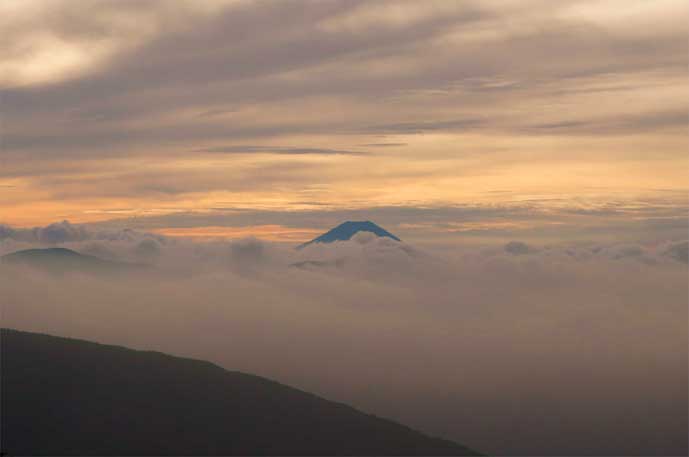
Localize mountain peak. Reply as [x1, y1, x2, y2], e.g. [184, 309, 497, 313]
[298, 221, 400, 249]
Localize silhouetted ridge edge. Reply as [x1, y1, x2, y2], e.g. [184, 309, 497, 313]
[1, 328, 481, 456]
[1, 247, 145, 274]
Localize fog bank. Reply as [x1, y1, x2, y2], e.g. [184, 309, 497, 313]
[1, 228, 687, 456]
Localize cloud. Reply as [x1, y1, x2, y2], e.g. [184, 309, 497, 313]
[228, 237, 269, 275]
[70, 195, 688, 246]
[0, 221, 686, 456]
[2, 0, 686, 162]
[3, 220, 685, 276]
[662, 240, 689, 264]
[36, 220, 90, 243]
[132, 238, 162, 261]
[0, 224, 17, 239]
[195, 145, 369, 156]
[358, 143, 407, 148]
[0, 220, 91, 244]
[0, 220, 167, 250]
[362, 118, 485, 134]
[0, 0, 686, 233]
[523, 108, 689, 136]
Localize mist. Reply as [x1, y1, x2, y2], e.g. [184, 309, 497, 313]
[1, 230, 687, 456]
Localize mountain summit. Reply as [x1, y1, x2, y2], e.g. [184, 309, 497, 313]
[298, 221, 400, 249]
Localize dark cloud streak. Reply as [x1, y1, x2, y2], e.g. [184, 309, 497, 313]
[194, 145, 369, 156]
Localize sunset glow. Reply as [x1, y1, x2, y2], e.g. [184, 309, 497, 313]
[1, 0, 686, 243]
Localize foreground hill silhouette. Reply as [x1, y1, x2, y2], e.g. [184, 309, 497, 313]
[1, 247, 144, 275]
[298, 220, 401, 249]
[1, 329, 480, 456]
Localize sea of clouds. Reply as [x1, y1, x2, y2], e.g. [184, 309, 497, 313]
[1, 220, 687, 456]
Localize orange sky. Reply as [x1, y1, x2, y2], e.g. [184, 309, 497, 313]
[1, 0, 687, 241]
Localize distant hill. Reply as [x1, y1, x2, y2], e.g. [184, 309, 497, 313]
[0, 247, 144, 275]
[298, 221, 401, 249]
[1, 328, 480, 456]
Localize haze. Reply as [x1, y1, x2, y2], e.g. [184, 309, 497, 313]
[1, 224, 687, 455]
[1, 1, 687, 456]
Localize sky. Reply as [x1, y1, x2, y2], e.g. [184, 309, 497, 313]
[1, 3, 687, 454]
[1, 0, 687, 244]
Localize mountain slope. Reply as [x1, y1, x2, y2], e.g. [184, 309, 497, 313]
[1, 247, 143, 274]
[1, 328, 480, 456]
[299, 221, 401, 249]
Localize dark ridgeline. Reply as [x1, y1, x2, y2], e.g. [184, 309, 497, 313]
[1, 328, 480, 456]
[0, 247, 145, 275]
[298, 221, 401, 249]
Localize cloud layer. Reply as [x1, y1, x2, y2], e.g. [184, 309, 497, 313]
[1, 222, 687, 456]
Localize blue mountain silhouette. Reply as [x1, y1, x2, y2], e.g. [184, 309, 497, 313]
[298, 221, 400, 249]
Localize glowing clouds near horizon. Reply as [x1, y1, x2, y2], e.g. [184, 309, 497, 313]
[0, 0, 687, 235]
[151, 225, 322, 242]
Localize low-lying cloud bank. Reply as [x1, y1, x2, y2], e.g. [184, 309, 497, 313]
[1, 220, 687, 269]
[1, 221, 687, 456]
